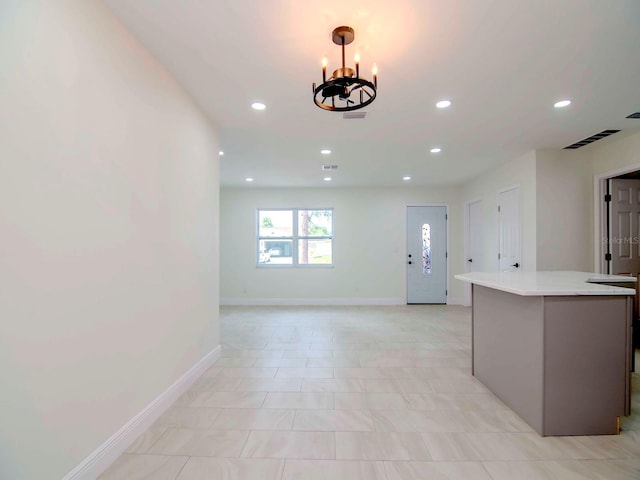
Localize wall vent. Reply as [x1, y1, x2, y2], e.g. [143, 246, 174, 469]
[321, 164, 338, 171]
[626, 112, 640, 119]
[563, 129, 620, 149]
[343, 111, 367, 119]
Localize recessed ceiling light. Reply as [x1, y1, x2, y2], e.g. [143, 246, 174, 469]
[219, 151, 224, 156]
[251, 102, 266, 110]
[403, 176, 411, 181]
[323, 177, 332, 182]
[554, 99, 571, 108]
[430, 147, 442, 153]
[436, 100, 451, 109]
[321, 149, 331, 155]
[245, 177, 254, 182]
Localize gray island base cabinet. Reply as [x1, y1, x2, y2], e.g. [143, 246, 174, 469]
[456, 271, 634, 436]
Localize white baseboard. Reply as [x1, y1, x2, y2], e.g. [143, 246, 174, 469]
[220, 297, 405, 306]
[447, 297, 466, 306]
[63, 345, 221, 480]
[221, 297, 469, 307]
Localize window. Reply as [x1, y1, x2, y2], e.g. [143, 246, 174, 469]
[422, 223, 431, 274]
[258, 209, 333, 266]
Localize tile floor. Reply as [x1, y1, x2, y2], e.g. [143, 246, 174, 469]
[99, 306, 640, 479]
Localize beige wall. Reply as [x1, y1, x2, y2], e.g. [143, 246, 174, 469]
[220, 186, 465, 304]
[459, 151, 538, 274]
[0, 1, 220, 479]
[536, 149, 593, 271]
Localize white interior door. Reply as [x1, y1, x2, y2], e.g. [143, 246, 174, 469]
[609, 178, 640, 277]
[498, 187, 521, 271]
[406, 206, 447, 304]
[464, 200, 483, 305]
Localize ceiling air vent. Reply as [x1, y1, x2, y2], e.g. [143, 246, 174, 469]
[321, 164, 338, 171]
[626, 112, 640, 119]
[563, 130, 621, 149]
[343, 111, 367, 120]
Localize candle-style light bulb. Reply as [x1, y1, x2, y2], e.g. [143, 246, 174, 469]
[354, 53, 360, 78]
[321, 57, 327, 82]
[372, 63, 378, 87]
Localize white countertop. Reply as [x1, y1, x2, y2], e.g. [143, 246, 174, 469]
[455, 271, 636, 296]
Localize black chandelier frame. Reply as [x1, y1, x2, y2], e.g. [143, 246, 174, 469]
[312, 26, 377, 112]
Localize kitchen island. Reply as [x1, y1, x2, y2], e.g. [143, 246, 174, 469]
[455, 271, 635, 436]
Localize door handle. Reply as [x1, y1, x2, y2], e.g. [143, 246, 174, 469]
[408, 261, 412, 264]
[467, 258, 473, 263]
[512, 262, 520, 268]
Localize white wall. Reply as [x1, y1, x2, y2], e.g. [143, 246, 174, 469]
[459, 151, 537, 273]
[591, 130, 640, 176]
[0, 1, 219, 479]
[220, 186, 465, 304]
[535, 149, 593, 271]
[457, 134, 640, 281]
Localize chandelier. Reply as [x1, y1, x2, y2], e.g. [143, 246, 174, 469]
[312, 26, 377, 112]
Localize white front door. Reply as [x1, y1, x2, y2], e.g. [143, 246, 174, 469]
[464, 200, 483, 305]
[609, 178, 640, 277]
[498, 187, 521, 271]
[406, 206, 447, 304]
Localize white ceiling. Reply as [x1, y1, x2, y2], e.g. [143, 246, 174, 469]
[103, 0, 640, 188]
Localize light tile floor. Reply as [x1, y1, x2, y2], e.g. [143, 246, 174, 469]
[100, 306, 640, 479]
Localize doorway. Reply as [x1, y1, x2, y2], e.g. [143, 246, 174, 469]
[406, 206, 447, 304]
[595, 167, 640, 271]
[596, 167, 640, 360]
[464, 199, 483, 306]
[605, 176, 640, 276]
[498, 186, 522, 272]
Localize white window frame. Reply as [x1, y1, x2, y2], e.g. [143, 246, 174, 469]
[257, 208, 334, 267]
